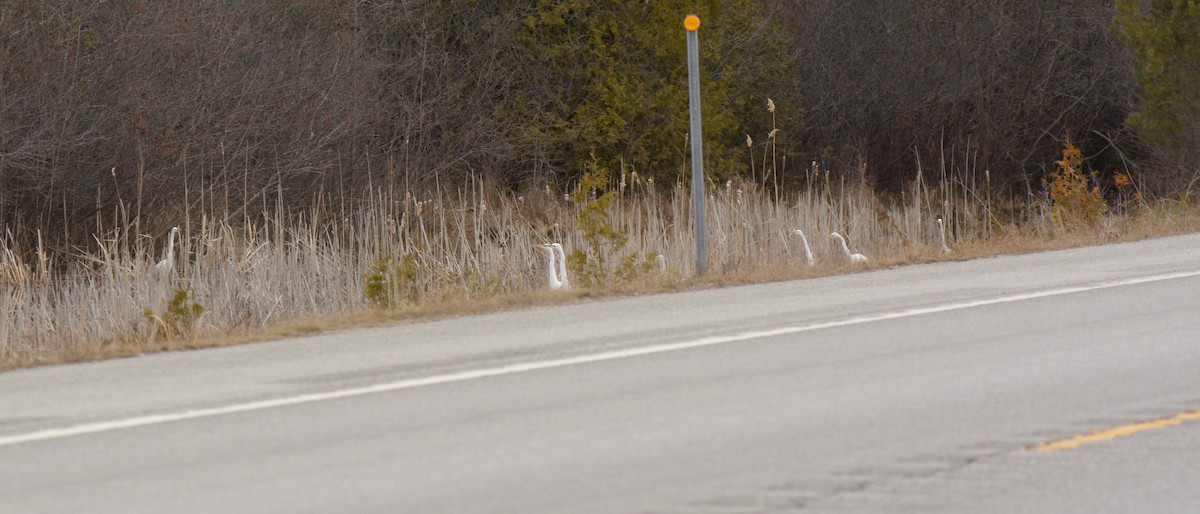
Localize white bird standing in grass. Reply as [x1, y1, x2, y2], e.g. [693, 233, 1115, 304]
[550, 243, 570, 289]
[790, 229, 815, 266]
[829, 232, 867, 264]
[655, 253, 666, 273]
[155, 226, 179, 274]
[538, 243, 570, 290]
[937, 218, 952, 254]
[537, 244, 562, 290]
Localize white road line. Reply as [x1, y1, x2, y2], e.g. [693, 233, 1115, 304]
[3, 269, 1199, 448]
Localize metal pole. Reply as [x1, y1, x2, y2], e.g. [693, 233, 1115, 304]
[684, 15, 707, 276]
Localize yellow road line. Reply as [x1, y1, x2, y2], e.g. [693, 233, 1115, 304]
[1031, 409, 1200, 453]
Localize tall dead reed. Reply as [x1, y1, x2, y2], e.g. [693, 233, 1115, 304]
[0, 162, 1009, 367]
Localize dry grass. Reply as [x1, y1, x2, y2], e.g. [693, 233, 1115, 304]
[2, 164, 1198, 371]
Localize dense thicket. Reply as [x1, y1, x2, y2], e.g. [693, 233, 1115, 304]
[2, 1, 395, 243]
[0, 0, 796, 247]
[777, 0, 1140, 193]
[1, 0, 1196, 250]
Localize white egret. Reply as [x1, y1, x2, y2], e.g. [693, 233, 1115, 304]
[936, 218, 952, 254]
[829, 232, 867, 264]
[550, 243, 570, 289]
[155, 226, 179, 274]
[537, 244, 563, 290]
[790, 229, 815, 266]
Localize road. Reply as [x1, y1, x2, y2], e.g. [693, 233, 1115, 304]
[1, 234, 1199, 513]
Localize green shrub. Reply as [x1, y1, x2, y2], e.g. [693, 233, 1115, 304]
[566, 157, 628, 287]
[364, 253, 420, 308]
[143, 288, 205, 340]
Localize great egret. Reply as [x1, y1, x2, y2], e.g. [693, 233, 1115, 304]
[829, 232, 867, 264]
[155, 226, 179, 274]
[537, 243, 570, 290]
[550, 243, 570, 289]
[537, 244, 563, 290]
[937, 218, 952, 254]
[790, 229, 815, 266]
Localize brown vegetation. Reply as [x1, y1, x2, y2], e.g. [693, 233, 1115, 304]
[2, 2, 1200, 369]
[3, 151, 1198, 370]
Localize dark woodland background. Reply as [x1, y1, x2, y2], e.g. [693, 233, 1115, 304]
[2, 0, 1198, 249]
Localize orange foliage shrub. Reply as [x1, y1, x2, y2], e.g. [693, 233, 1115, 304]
[1046, 138, 1107, 224]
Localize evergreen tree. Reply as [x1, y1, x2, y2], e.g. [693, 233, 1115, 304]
[1115, 0, 1200, 164]
[508, 0, 800, 186]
